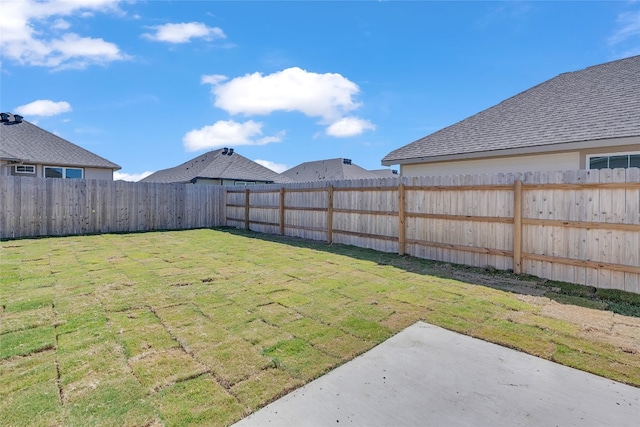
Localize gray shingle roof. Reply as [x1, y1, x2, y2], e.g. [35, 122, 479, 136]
[369, 169, 398, 178]
[281, 158, 383, 182]
[0, 114, 120, 169]
[382, 55, 640, 164]
[141, 149, 292, 184]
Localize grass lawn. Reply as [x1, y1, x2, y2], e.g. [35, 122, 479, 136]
[1, 228, 639, 426]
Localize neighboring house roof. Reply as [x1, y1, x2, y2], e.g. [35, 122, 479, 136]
[382, 55, 640, 165]
[0, 113, 121, 170]
[369, 169, 399, 178]
[141, 148, 292, 184]
[281, 158, 383, 182]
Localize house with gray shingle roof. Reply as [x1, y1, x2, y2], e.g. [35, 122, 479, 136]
[282, 158, 385, 182]
[370, 168, 399, 178]
[141, 148, 292, 185]
[0, 112, 121, 180]
[381, 55, 640, 177]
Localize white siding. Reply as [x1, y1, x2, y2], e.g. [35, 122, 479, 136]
[402, 152, 580, 177]
[85, 168, 113, 180]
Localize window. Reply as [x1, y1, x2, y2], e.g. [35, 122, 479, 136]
[588, 152, 640, 170]
[44, 166, 83, 179]
[14, 165, 35, 174]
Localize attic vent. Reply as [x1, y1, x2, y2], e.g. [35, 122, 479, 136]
[343, 158, 352, 165]
[228, 148, 234, 156]
[221, 147, 228, 155]
[0, 113, 9, 122]
[14, 115, 23, 123]
[392, 169, 398, 175]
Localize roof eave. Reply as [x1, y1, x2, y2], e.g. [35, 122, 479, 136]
[381, 135, 640, 166]
[0, 156, 121, 170]
[193, 176, 275, 183]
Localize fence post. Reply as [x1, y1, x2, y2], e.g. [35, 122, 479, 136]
[279, 187, 285, 235]
[327, 185, 334, 243]
[398, 181, 406, 256]
[513, 179, 523, 274]
[244, 188, 250, 230]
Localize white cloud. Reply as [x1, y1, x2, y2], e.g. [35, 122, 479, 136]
[256, 132, 285, 145]
[142, 22, 226, 44]
[15, 100, 72, 117]
[0, 0, 128, 70]
[52, 19, 70, 30]
[326, 116, 376, 137]
[609, 10, 640, 45]
[47, 33, 125, 69]
[201, 74, 228, 85]
[254, 159, 288, 174]
[206, 67, 362, 121]
[114, 171, 153, 182]
[182, 120, 284, 152]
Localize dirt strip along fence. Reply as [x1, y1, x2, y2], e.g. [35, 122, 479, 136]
[226, 168, 640, 294]
[0, 176, 225, 238]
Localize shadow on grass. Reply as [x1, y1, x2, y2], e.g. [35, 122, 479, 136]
[217, 227, 640, 318]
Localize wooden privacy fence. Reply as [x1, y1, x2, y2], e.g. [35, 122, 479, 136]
[226, 169, 640, 293]
[2, 169, 639, 293]
[0, 176, 225, 239]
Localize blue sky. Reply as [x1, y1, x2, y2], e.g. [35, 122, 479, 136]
[1, 1, 639, 181]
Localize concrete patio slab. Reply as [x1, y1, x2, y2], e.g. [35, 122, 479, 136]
[234, 322, 640, 427]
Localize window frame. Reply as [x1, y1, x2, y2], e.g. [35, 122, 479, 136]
[586, 151, 640, 170]
[14, 164, 36, 174]
[44, 166, 84, 179]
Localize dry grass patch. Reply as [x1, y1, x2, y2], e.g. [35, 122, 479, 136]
[194, 337, 273, 386]
[57, 338, 131, 402]
[63, 377, 157, 427]
[254, 303, 303, 325]
[0, 307, 53, 335]
[228, 319, 294, 348]
[152, 374, 243, 426]
[262, 338, 339, 381]
[231, 368, 303, 413]
[109, 308, 179, 358]
[0, 350, 57, 398]
[129, 348, 208, 391]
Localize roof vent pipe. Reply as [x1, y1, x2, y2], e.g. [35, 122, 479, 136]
[343, 158, 352, 165]
[14, 115, 23, 123]
[228, 148, 234, 156]
[0, 113, 10, 122]
[221, 147, 228, 155]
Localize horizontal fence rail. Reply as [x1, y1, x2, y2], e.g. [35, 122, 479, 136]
[225, 169, 640, 294]
[2, 168, 639, 294]
[0, 177, 225, 238]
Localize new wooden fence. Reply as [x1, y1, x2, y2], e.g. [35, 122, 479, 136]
[226, 169, 640, 293]
[0, 176, 225, 238]
[2, 170, 639, 293]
